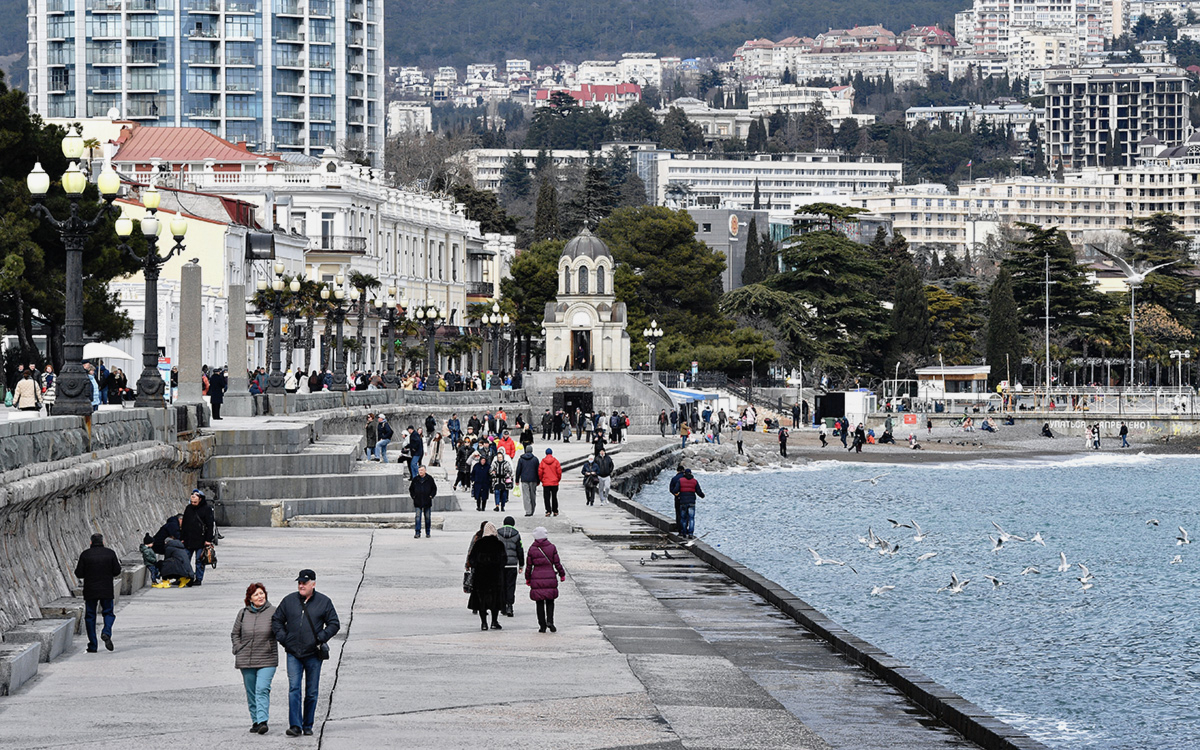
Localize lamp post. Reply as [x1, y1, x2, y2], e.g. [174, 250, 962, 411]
[642, 319, 664, 371]
[412, 300, 444, 376]
[255, 261, 291, 394]
[378, 285, 400, 388]
[321, 273, 349, 391]
[26, 127, 122, 416]
[1170, 349, 1191, 390]
[115, 187, 189, 407]
[482, 301, 509, 387]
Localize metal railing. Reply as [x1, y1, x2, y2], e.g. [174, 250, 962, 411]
[313, 235, 367, 253]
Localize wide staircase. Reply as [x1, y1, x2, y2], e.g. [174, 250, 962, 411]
[200, 420, 460, 527]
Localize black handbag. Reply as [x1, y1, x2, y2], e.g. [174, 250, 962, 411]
[302, 604, 330, 661]
[463, 569, 474, 593]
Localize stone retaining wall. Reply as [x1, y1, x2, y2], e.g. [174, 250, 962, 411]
[608, 454, 1048, 750]
[0, 409, 177, 474]
[0, 436, 212, 634]
[251, 388, 530, 416]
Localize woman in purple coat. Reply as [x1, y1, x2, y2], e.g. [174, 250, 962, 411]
[524, 527, 566, 633]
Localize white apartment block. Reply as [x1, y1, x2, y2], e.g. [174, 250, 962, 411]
[790, 48, 934, 86]
[964, 0, 1113, 56]
[905, 102, 1045, 140]
[27, 0, 385, 164]
[457, 148, 598, 192]
[1045, 67, 1191, 169]
[654, 152, 904, 210]
[745, 84, 870, 125]
[386, 101, 431, 136]
[1124, 0, 1200, 32]
[574, 54, 663, 90]
[505, 58, 531, 74]
[1007, 26, 1083, 77]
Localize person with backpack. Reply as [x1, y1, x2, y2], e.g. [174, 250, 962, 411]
[496, 517, 524, 617]
[580, 455, 600, 506]
[609, 412, 622, 444]
[490, 450, 514, 512]
[374, 414, 394, 462]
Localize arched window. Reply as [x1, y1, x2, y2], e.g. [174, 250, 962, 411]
[578, 266, 589, 294]
[596, 266, 606, 295]
[562, 268, 570, 294]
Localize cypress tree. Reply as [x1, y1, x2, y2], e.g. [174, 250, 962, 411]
[985, 268, 1024, 385]
[889, 261, 932, 364]
[499, 151, 531, 201]
[533, 177, 560, 241]
[752, 178, 761, 209]
[742, 217, 762, 285]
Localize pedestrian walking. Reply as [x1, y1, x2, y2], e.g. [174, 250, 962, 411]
[514, 446, 540, 517]
[181, 489, 215, 586]
[410, 465, 437, 538]
[668, 464, 686, 533]
[490, 450, 513, 512]
[525, 527, 566, 633]
[539, 448, 562, 517]
[407, 426, 424, 478]
[839, 418, 849, 448]
[496, 517, 524, 618]
[658, 409, 669, 437]
[540, 409, 552, 440]
[1120, 421, 1129, 448]
[669, 469, 704, 539]
[471, 455, 491, 512]
[736, 427, 744, 455]
[580, 455, 600, 506]
[232, 582, 278, 735]
[680, 422, 691, 448]
[74, 533, 122, 652]
[791, 402, 801, 428]
[594, 448, 614, 504]
[272, 569, 340, 738]
[13, 369, 42, 412]
[467, 522, 507, 630]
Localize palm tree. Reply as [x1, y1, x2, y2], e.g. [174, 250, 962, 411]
[347, 271, 381, 369]
[297, 278, 324, 374]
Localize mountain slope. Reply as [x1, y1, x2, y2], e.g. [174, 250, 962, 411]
[386, 0, 964, 67]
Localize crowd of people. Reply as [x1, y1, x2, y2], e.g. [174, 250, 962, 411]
[248, 367, 523, 395]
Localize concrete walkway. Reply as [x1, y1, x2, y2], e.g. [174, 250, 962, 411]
[0, 437, 977, 749]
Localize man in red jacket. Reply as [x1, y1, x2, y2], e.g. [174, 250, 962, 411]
[538, 448, 562, 517]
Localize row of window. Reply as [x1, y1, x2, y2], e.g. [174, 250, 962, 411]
[562, 266, 607, 296]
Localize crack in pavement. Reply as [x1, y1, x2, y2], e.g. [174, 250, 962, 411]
[316, 529, 375, 749]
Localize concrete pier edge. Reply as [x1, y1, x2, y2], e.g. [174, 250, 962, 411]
[607, 452, 1051, 750]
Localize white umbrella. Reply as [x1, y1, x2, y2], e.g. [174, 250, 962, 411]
[82, 342, 135, 361]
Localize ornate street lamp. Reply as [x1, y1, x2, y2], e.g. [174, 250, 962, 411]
[115, 188, 188, 406]
[412, 300, 444, 375]
[379, 285, 400, 388]
[320, 272, 349, 391]
[1171, 349, 1191, 390]
[642, 319, 664, 371]
[255, 261, 290, 394]
[26, 127, 122, 416]
[482, 301, 509, 384]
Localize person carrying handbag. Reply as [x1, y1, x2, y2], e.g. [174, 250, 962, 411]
[271, 569, 340, 738]
[524, 527, 566, 633]
[13, 370, 42, 412]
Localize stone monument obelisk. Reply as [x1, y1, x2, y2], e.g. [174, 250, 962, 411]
[176, 261, 203, 404]
[222, 282, 254, 416]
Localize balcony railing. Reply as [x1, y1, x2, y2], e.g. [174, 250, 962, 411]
[188, 106, 221, 118]
[189, 26, 220, 38]
[308, 0, 331, 13]
[314, 236, 367, 254]
[186, 0, 220, 9]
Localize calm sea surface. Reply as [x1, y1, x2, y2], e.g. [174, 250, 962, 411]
[639, 454, 1200, 750]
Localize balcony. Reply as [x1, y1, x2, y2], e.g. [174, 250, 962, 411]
[46, 0, 67, 12]
[225, 80, 257, 92]
[188, 106, 221, 118]
[308, 0, 331, 14]
[226, 0, 256, 11]
[89, 78, 122, 92]
[87, 0, 123, 10]
[127, 50, 164, 64]
[189, 26, 221, 38]
[276, 0, 303, 14]
[314, 235, 367, 254]
[187, 51, 219, 64]
[89, 50, 124, 65]
[226, 54, 255, 65]
[189, 78, 221, 92]
[276, 30, 305, 43]
[276, 83, 305, 95]
[348, 35, 364, 48]
[126, 99, 165, 118]
[275, 55, 305, 69]
[127, 0, 160, 12]
[276, 106, 305, 120]
[465, 281, 495, 297]
[186, 0, 219, 9]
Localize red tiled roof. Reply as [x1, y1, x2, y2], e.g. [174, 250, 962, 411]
[114, 125, 280, 164]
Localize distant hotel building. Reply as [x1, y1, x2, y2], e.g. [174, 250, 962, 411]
[26, 0, 384, 164]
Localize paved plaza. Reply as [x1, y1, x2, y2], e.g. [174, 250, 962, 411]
[0, 438, 976, 749]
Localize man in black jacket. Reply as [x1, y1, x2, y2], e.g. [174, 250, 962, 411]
[594, 448, 614, 505]
[74, 533, 122, 652]
[272, 569, 340, 737]
[407, 426, 424, 479]
[181, 489, 215, 586]
[409, 465, 437, 538]
[209, 367, 227, 420]
[540, 409, 552, 440]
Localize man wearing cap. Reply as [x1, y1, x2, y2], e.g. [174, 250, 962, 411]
[181, 489, 215, 586]
[272, 569, 340, 738]
[74, 533, 122, 652]
[538, 448, 562, 517]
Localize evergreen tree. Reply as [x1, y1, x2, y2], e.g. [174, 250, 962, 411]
[533, 177, 561, 242]
[1126, 212, 1196, 325]
[659, 107, 704, 151]
[752, 178, 761, 210]
[746, 117, 767, 152]
[499, 151, 532, 202]
[564, 158, 617, 232]
[985, 268, 1025, 384]
[742, 217, 762, 285]
[889, 261, 932, 365]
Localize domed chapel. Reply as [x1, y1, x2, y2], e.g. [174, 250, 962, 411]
[542, 229, 631, 371]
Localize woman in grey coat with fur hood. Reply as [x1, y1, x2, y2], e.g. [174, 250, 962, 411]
[232, 582, 279, 734]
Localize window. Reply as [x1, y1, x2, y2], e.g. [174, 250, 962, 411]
[596, 267, 606, 295]
[578, 266, 589, 294]
[562, 268, 569, 294]
[701, 223, 711, 232]
[320, 212, 334, 248]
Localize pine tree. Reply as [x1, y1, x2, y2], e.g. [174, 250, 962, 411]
[752, 178, 761, 210]
[985, 267, 1025, 384]
[742, 217, 762, 285]
[533, 177, 560, 241]
[499, 151, 531, 201]
[889, 261, 932, 365]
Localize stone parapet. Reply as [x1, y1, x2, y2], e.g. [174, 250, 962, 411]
[0, 408, 178, 474]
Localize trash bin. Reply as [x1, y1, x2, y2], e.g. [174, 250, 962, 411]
[824, 417, 836, 429]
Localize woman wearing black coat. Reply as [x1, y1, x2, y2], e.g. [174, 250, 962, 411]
[467, 522, 508, 630]
[181, 489, 215, 586]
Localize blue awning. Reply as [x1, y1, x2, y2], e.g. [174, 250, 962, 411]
[668, 388, 719, 404]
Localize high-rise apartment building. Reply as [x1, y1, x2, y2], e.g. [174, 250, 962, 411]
[26, 0, 384, 164]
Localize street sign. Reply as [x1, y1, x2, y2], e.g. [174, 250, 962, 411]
[903, 414, 918, 425]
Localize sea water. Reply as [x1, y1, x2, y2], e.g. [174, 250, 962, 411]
[639, 453, 1200, 749]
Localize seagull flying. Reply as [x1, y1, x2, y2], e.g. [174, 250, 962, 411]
[888, 519, 912, 529]
[870, 585, 896, 596]
[858, 527, 880, 550]
[1178, 527, 1191, 546]
[876, 538, 901, 557]
[678, 533, 709, 548]
[1171, 555, 1183, 564]
[808, 548, 858, 573]
[1076, 564, 1095, 584]
[1020, 566, 1040, 575]
[1147, 519, 1160, 526]
[1058, 551, 1071, 572]
[937, 572, 970, 594]
[984, 575, 1005, 589]
[989, 535, 1004, 553]
[992, 521, 1026, 543]
[917, 552, 939, 562]
[1029, 532, 1045, 546]
[912, 520, 931, 542]
[1089, 244, 1182, 287]
[854, 473, 890, 485]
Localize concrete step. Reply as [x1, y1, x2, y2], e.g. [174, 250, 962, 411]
[202, 439, 363, 478]
[287, 513, 447, 529]
[216, 472, 413, 501]
[2, 618, 75, 663]
[219, 493, 462, 527]
[209, 422, 314, 456]
[68, 580, 122, 608]
[40, 598, 85, 635]
[120, 563, 147, 596]
[0, 642, 39, 695]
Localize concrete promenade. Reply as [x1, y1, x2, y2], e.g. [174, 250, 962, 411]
[0, 437, 978, 749]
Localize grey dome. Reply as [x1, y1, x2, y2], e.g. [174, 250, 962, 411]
[562, 228, 611, 260]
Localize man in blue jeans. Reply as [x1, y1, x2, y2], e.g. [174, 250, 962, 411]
[410, 465, 437, 538]
[74, 533, 122, 652]
[407, 426, 424, 478]
[272, 569, 340, 737]
[374, 414, 393, 462]
[669, 468, 705, 539]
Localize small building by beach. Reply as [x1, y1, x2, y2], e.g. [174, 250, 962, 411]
[915, 365, 992, 400]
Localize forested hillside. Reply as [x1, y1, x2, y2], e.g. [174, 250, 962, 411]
[386, 0, 965, 67]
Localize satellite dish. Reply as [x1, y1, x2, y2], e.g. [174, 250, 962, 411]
[106, 107, 120, 120]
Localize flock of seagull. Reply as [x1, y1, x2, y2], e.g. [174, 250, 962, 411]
[805, 474, 1194, 597]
